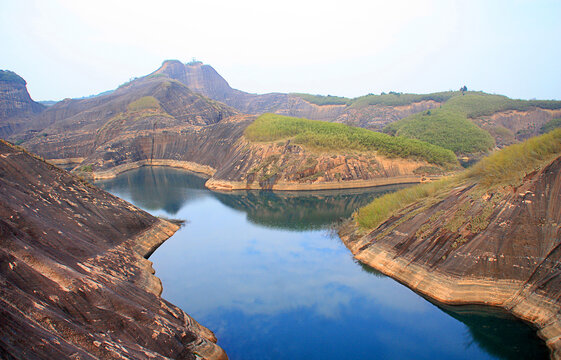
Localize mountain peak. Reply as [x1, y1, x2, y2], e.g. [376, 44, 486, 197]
[150, 60, 233, 101]
[0, 70, 27, 86]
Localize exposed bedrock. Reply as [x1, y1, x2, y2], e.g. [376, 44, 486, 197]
[474, 108, 561, 146]
[340, 155, 561, 358]
[0, 140, 227, 359]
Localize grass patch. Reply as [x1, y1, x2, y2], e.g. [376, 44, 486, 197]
[465, 128, 561, 187]
[444, 93, 561, 118]
[291, 93, 350, 106]
[540, 118, 561, 134]
[245, 114, 457, 166]
[356, 177, 457, 230]
[127, 96, 160, 111]
[384, 108, 495, 154]
[78, 164, 93, 172]
[355, 129, 561, 230]
[349, 91, 458, 109]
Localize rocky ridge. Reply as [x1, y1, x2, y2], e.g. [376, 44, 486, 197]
[0, 140, 226, 359]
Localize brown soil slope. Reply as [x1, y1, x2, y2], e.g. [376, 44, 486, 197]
[340, 155, 561, 358]
[0, 140, 226, 360]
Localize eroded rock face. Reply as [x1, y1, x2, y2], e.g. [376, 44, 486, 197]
[0, 140, 227, 359]
[340, 156, 561, 358]
[0, 70, 45, 137]
[473, 108, 561, 146]
[206, 139, 436, 191]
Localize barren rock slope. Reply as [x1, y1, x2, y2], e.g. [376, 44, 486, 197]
[0, 140, 226, 359]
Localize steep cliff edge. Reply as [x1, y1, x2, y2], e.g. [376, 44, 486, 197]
[0, 70, 45, 137]
[339, 131, 561, 358]
[0, 140, 226, 359]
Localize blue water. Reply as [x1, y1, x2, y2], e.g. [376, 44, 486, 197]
[97, 167, 548, 360]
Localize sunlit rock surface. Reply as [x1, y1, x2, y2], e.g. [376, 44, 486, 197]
[340, 155, 561, 359]
[0, 140, 227, 359]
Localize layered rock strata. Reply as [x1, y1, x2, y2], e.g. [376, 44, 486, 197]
[205, 139, 441, 191]
[340, 156, 561, 359]
[0, 70, 45, 137]
[0, 140, 227, 359]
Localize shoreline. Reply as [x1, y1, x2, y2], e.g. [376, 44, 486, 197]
[205, 175, 427, 192]
[338, 220, 561, 359]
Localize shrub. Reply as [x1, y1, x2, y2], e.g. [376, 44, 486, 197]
[384, 108, 495, 154]
[127, 96, 160, 111]
[540, 118, 561, 134]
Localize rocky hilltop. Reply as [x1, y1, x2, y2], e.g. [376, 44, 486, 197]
[16, 76, 240, 164]
[0, 140, 226, 359]
[0, 70, 45, 137]
[149, 60, 441, 128]
[340, 130, 561, 358]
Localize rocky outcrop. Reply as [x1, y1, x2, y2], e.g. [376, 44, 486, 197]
[340, 155, 561, 358]
[0, 70, 45, 137]
[0, 140, 227, 359]
[205, 139, 442, 191]
[17, 77, 240, 160]
[473, 108, 561, 146]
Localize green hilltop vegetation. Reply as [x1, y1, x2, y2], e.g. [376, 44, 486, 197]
[384, 93, 561, 154]
[290, 93, 350, 105]
[292, 91, 458, 108]
[349, 91, 459, 108]
[244, 113, 458, 167]
[356, 128, 561, 230]
[384, 108, 495, 154]
[443, 93, 561, 118]
[293, 90, 561, 155]
[0, 70, 26, 85]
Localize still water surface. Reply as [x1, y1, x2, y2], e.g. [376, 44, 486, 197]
[97, 167, 548, 360]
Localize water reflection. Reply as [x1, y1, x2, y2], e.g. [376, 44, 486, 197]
[97, 166, 208, 214]
[98, 166, 408, 230]
[97, 167, 548, 360]
[213, 186, 408, 231]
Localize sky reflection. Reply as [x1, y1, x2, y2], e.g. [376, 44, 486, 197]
[97, 167, 548, 360]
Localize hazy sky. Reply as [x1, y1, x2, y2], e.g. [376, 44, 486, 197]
[1, 0, 560, 101]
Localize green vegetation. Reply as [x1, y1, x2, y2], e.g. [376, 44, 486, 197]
[127, 96, 160, 111]
[349, 91, 458, 109]
[465, 128, 561, 187]
[384, 108, 495, 154]
[291, 93, 350, 105]
[356, 177, 456, 229]
[444, 93, 561, 118]
[245, 114, 458, 166]
[78, 164, 93, 172]
[355, 129, 561, 230]
[0, 70, 26, 85]
[540, 118, 561, 134]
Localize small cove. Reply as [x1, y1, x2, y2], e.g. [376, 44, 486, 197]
[97, 166, 549, 360]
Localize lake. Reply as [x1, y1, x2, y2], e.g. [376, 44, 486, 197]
[97, 166, 548, 360]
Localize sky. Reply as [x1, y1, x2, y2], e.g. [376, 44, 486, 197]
[1, 0, 560, 101]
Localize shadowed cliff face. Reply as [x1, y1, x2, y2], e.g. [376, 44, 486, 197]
[0, 140, 226, 359]
[340, 155, 561, 358]
[0, 70, 45, 137]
